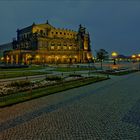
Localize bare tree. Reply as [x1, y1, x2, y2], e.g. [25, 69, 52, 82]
[96, 49, 109, 70]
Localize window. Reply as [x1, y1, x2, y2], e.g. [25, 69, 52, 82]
[64, 46, 67, 50]
[40, 30, 43, 33]
[51, 43, 55, 46]
[58, 46, 61, 50]
[60, 32, 62, 34]
[51, 46, 54, 50]
[56, 32, 58, 34]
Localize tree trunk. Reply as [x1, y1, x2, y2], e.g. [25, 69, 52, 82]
[101, 60, 103, 70]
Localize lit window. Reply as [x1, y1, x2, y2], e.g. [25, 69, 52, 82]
[51, 46, 54, 50]
[58, 46, 61, 50]
[64, 46, 67, 50]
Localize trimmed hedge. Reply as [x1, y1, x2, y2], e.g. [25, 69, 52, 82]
[9, 80, 32, 87]
[45, 75, 62, 81]
[69, 74, 82, 77]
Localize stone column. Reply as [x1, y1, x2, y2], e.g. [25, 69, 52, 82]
[11, 55, 13, 64]
[22, 55, 25, 64]
[16, 54, 19, 64]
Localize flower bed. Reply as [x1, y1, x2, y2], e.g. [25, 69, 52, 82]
[0, 76, 109, 107]
[0, 76, 83, 97]
[0, 80, 57, 96]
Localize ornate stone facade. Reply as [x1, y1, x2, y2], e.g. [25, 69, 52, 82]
[4, 21, 93, 64]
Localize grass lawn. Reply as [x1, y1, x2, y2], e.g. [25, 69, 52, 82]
[0, 65, 45, 71]
[0, 76, 109, 107]
[54, 67, 96, 72]
[0, 71, 49, 79]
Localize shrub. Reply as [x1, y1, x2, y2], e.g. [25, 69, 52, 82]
[9, 80, 32, 87]
[69, 74, 82, 77]
[45, 75, 62, 81]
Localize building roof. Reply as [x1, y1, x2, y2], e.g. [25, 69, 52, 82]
[18, 21, 55, 33]
[18, 25, 33, 34]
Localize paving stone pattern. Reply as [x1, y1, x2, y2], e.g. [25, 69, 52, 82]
[0, 72, 140, 140]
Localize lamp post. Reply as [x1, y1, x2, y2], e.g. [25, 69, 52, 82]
[131, 54, 136, 63]
[35, 55, 40, 64]
[111, 52, 118, 65]
[87, 55, 92, 76]
[26, 54, 32, 65]
[1, 57, 4, 63]
[138, 54, 140, 70]
[131, 54, 136, 70]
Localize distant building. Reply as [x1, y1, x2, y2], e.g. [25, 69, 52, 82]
[4, 21, 93, 64]
[0, 42, 12, 59]
[117, 54, 131, 61]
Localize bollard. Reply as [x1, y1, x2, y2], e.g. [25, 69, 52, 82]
[26, 76, 28, 80]
[107, 74, 109, 78]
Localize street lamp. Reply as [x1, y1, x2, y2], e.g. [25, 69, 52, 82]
[138, 54, 140, 70]
[131, 54, 136, 63]
[87, 57, 91, 75]
[26, 54, 32, 65]
[35, 55, 40, 64]
[131, 54, 137, 70]
[1, 57, 4, 61]
[111, 52, 118, 65]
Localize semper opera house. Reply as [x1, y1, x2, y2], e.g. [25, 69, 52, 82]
[4, 21, 93, 64]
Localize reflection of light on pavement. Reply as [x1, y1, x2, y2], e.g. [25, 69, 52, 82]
[111, 64, 119, 70]
[94, 62, 139, 70]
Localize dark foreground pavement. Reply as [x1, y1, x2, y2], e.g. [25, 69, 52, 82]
[0, 72, 140, 140]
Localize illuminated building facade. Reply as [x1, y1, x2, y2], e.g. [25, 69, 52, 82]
[4, 21, 93, 64]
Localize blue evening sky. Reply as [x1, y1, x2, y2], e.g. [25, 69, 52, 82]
[0, 0, 140, 56]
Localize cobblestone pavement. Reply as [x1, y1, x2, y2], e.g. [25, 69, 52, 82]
[0, 72, 140, 140]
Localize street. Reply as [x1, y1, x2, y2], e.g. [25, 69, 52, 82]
[0, 72, 140, 139]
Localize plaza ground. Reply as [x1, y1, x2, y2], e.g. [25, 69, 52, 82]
[0, 71, 140, 139]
